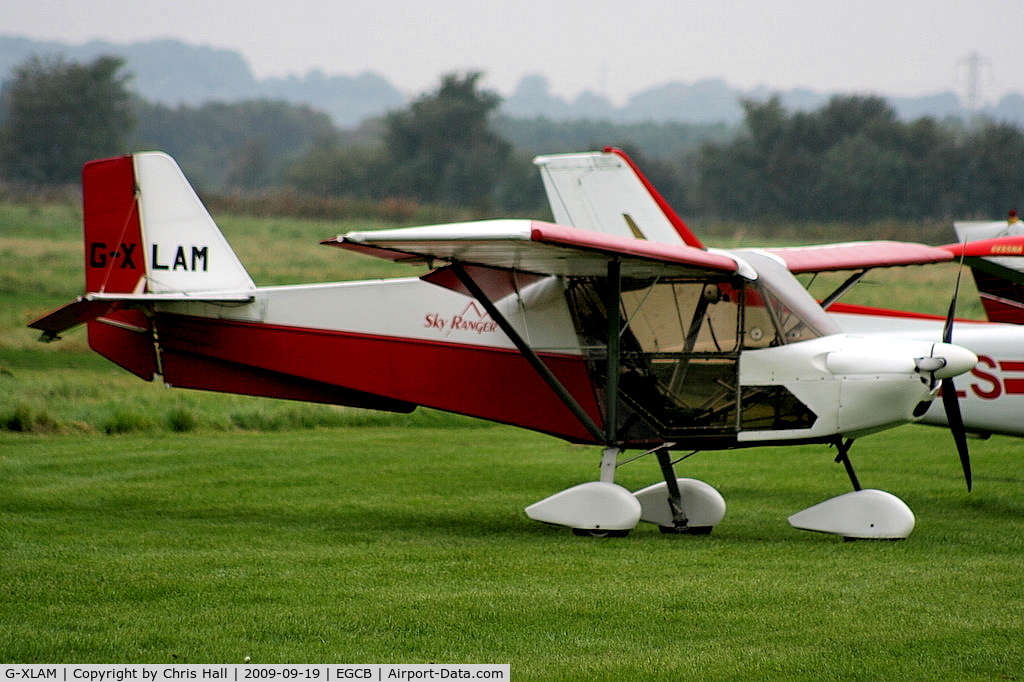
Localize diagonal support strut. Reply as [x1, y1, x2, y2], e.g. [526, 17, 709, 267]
[449, 261, 606, 444]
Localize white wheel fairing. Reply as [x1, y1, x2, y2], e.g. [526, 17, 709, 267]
[633, 478, 726, 529]
[525, 481, 642, 531]
[787, 489, 916, 539]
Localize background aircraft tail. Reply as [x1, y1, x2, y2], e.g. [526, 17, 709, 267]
[953, 220, 1024, 324]
[533, 147, 704, 248]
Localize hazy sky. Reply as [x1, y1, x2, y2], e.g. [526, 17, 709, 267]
[4, 1, 1022, 104]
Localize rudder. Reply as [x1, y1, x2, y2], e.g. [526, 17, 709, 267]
[83, 155, 146, 294]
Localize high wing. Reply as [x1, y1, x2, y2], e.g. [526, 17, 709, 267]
[761, 241, 954, 273]
[532, 149, 957, 275]
[940, 233, 1024, 283]
[752, 242, 957, 311]
[323, 219, 739, 279]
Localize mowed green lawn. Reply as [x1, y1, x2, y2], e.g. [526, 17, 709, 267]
[2, 203, 1020, 677]
[2, 422, 1023, 678]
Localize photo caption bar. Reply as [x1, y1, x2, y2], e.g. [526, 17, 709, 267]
[1, 665, 509, 682]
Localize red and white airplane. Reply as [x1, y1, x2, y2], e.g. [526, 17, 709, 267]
[29, 151, 990, 540]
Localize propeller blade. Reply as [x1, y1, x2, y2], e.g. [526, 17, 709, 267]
[942, 292, 957, 344]
[941, 242, 971, 490]
[941, 377, 972, 491]
[944, 243, 967, 345]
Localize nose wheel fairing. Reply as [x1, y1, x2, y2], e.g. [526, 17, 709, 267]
[788, 490, 916, 540]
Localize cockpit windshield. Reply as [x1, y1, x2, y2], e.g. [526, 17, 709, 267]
[614, 251, 838, 355]
[735, 250, 841, 346]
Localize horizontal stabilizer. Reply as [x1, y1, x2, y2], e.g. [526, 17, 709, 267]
[28, 298, 123, 341]
[28, 291, 254, 341]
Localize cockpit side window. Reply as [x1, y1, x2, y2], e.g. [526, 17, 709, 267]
[566, 276, 744, 441]
[621, 279, 741, 355]
[564, 257, 831, 442]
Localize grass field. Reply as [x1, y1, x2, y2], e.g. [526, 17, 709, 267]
[2, 426, 1022, 678]
[2, 203, 1020, 678]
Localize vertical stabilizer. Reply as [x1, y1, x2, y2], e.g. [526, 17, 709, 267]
[82, 152, 255, 297]
[533, 147, 703, 248]
[134, 152, 255, 294]
[35, 152, 257, 378]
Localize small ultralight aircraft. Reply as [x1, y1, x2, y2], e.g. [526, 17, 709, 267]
[30, 152, 982, 539]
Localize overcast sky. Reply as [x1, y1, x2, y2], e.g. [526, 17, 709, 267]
[4, 1, 1022, 104]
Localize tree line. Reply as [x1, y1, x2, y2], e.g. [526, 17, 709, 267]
[1, 55, 1022, 223]
[698, 96, 1024, 221]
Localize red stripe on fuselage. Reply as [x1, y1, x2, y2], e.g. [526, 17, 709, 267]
[999, 358, 1024, 396]
[1003, 379, 1024, 394]
[159, 350, 416, 412]
[154, 314, 603, 443]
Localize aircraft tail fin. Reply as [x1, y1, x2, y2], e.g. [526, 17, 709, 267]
[83, 152, 255, 296]
[533, 147, 704, 248]
[29, 152, 254, 357]
[952, 220, 1024, 323]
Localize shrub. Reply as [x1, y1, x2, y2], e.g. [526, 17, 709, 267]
[2, 403, 60, 433]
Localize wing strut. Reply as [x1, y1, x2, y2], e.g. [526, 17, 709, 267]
[448, 262, 606, 444]
[604, 259, 622, 444]
[820, 270, 868, 310]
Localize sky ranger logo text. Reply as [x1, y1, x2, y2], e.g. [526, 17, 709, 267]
[424, 302, 498, 337]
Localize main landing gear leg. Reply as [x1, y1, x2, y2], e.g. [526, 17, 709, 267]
[834, 438, 862, 491]
[654, 446, 690, 533]
[633, 446, 726, 535]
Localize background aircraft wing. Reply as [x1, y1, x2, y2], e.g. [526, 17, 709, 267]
[762, 241, 954, 273]
[533, 149, 703, 248]
[324, 219, 738, 279]
[937, 232, 1024, 266]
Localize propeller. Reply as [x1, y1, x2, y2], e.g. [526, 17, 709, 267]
[941, 249, 972, 492]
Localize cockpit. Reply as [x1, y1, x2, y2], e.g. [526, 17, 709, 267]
[566, 250, 835, 444]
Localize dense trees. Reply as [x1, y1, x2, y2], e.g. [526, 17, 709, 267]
[284, 71, 540, 213]
[382, 72, 511, 207]
[0, 55, 134, 183]
[132, 99, 338, 191]
[697, 96, 1024, 221]
[1, 55, 1022, 224]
